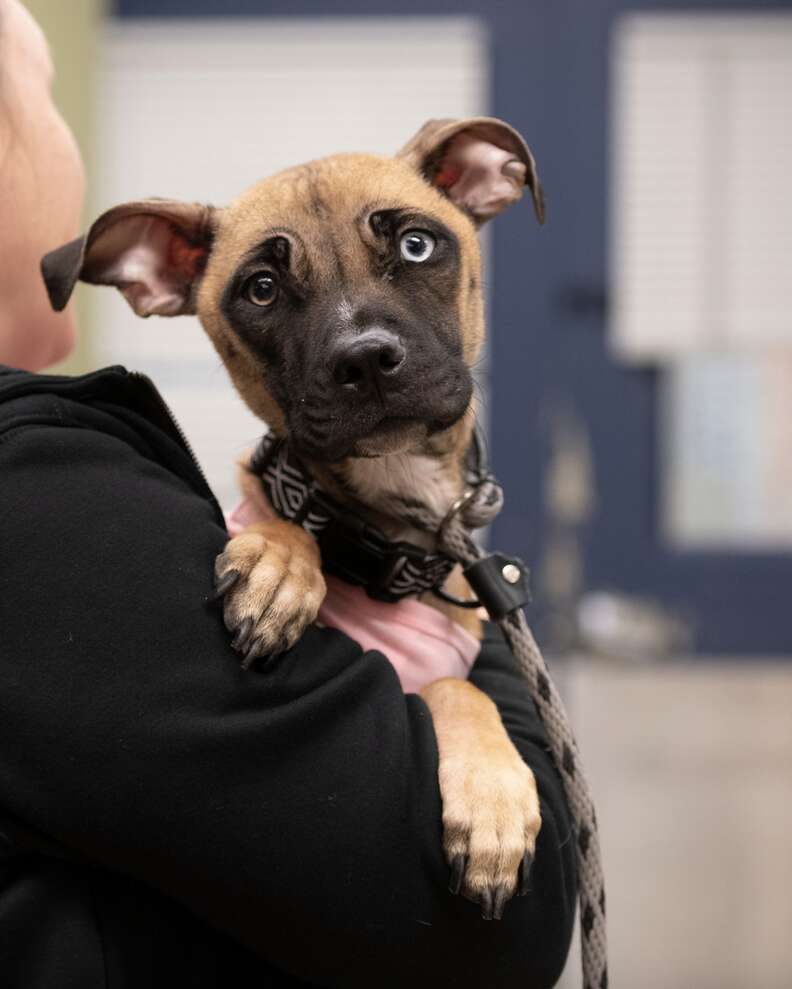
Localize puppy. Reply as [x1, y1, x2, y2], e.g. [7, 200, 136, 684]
[42, 117, 545, 920]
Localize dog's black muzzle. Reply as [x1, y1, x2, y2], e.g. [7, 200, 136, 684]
[287, 323, 472, 461]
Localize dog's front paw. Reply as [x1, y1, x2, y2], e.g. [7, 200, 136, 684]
[212, 519, 326, 668]
[440, 742, 541, 920]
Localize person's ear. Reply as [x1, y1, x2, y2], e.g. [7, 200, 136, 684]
[398, 116, 544, 226]
[40, 199, 218, 317]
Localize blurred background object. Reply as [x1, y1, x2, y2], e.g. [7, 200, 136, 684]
[39, 0, 792, 985]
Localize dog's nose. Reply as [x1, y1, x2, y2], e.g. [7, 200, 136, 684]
[331, 329, 406, 392]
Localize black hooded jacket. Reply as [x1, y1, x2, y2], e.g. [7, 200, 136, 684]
[0, 364, 576, 988]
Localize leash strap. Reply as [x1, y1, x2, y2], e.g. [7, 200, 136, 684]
[416, 482, 609, 989]
[250, 432, 608, 989]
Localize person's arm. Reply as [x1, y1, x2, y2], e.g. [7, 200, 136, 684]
[0, 419, 574, 988]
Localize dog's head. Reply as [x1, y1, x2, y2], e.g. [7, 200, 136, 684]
[42, 118, 542, 463]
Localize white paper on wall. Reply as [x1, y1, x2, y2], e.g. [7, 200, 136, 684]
[610, 14, 792, 363]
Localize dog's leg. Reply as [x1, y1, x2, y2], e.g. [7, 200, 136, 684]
[214, 517, 326, 666]
[420, 678, 541, 919]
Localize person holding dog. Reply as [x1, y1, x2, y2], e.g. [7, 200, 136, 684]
[0, 2, 577, 987]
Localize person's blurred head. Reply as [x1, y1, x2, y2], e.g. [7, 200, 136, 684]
[0, 0, 85, 369]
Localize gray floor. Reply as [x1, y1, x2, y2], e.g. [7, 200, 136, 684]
[555, 658, 792, 989]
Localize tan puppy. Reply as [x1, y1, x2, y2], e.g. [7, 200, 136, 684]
[42, 117, 545, 920]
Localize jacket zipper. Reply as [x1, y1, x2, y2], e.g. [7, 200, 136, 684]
[129, 371, 209, 487]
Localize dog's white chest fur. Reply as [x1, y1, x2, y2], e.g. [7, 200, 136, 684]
[346, 452, 458, 526]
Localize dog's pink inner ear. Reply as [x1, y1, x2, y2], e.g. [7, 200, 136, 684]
[432, 134, 529, 223]
[86, 215, 207, 317]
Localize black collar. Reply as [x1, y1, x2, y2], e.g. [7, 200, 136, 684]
[248, 433, 457, 603]
[249, 431, 531, 620]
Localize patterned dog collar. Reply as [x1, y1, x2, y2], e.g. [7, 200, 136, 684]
[248, 433, 457, 603]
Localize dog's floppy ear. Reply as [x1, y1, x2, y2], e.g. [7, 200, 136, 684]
[398, 116, 544, 226]
[41, 199, 217, 317]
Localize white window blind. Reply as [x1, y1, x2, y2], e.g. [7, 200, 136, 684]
[610, 14, 792, 363]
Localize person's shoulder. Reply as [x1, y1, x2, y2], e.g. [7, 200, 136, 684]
[0, 363, 129, 402]
[0, 364, 121, 449]
[0, 363, 132, 436]
[0, 364, 224, 525]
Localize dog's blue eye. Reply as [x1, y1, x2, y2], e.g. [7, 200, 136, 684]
[399, 230, 436, 263]
[245, 272, 278, 307]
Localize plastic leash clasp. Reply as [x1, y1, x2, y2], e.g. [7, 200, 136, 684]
[463, 553, 531, 621]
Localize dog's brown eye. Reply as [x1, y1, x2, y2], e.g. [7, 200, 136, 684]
[399, 230, 436, 263]
[245, 273, 278, 307]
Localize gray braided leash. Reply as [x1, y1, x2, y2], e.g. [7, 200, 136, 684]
[413, 478, 608, 989]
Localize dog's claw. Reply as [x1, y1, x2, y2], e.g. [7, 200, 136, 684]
[519, 851, 534, 896]
[259, 649, 283, 673]
[241, 639, 263, 671]
[480, 888, 494, 921]
[207, 569, 240, 604]
[448, 855, 466, 895]
[492, 885, 509, 921]
[232, 617, 254, 652]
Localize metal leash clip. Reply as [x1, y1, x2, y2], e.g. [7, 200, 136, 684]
[433, 471, 530, 619]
